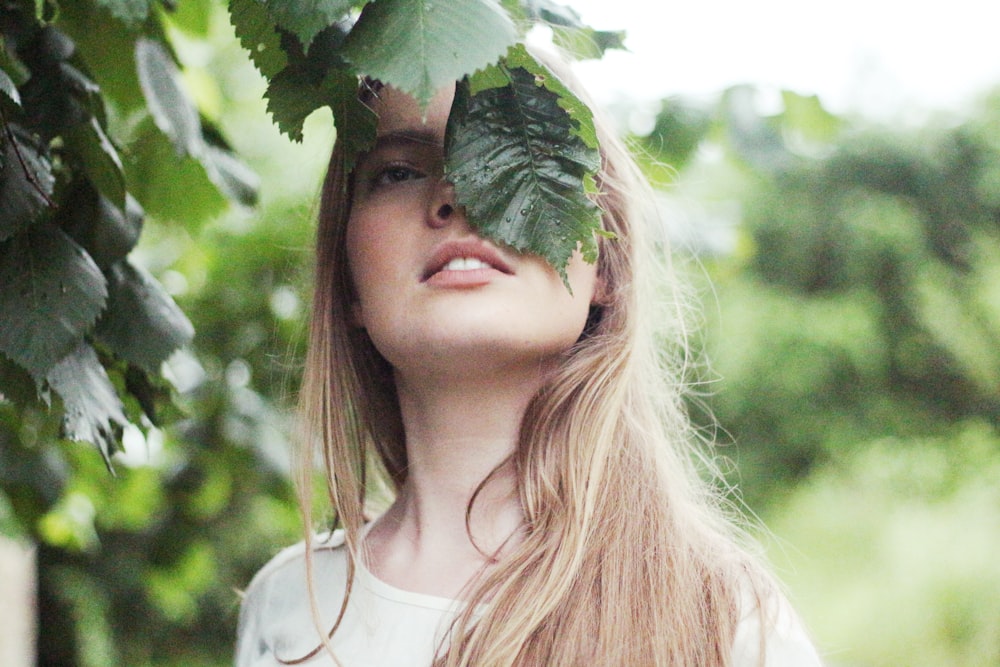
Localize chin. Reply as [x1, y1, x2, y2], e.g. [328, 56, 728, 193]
[381, 328, 578, 376]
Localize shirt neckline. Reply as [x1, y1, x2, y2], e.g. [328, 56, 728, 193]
[354, 523, 467, 613]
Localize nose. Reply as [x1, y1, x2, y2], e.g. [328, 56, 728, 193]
[427, 178, 467, 229]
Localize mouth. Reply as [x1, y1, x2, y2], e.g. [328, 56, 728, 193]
[422, 240, 514, 282]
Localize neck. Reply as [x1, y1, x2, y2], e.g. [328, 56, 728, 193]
[364, 362, 545, 597]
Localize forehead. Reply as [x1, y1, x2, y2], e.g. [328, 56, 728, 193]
[371, 85, 455, 141]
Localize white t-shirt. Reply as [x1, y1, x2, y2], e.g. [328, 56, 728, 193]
[235, 531, 823, 666]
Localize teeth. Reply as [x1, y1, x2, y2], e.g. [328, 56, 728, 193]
[443, 257, 491, 271]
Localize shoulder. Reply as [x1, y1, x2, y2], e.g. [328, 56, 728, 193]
[731, 586, 824, 667]
[235, 531, 350, 667]
[243, 530, 347, 606]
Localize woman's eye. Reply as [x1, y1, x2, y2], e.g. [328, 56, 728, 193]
[371, 164, 424, 189]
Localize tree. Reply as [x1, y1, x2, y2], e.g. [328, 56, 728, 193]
[1, 1, 626, 662]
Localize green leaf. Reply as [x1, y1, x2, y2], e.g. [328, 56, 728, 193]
[0, 123, 55, 242]
[264, 59, 355, 143]
[33, 0, 59, 24]
[93, 0, 153, 28]
[445, 64, 602, 283]
[0, 34, 30, 90]
[45, 342, 126, 467]
[552, 25, 626, 60]
[520, 0, 626, 59]
[229, 0, 288, 78]
[260, 0, 355, 53]
[0, 487, 31, 540]
[200, 142, 261, 207]
[62, 116, 127, 211]
[636, 97, 712, 172]
[17, 30, 104, 140]
[503, 44, 598, 148]
[135, 37, 201, 157]
[466, 59, 512, 95]
[95, 259, 194, 375]
[165, 0, 214, 37]
[328, 66, 377, 174]
[56, 2, 147, 114]
[0, 354, 38, 408]
[125, 118, 228, 227]
[57, 180, 144, 269]
[264, 66, 329, 142]
[261, 21, 353, 141]
[0, 67, 21, 109]
[780, 91, 842, 143]
[342, 0, 518, 107]
[133, 40, 258, 209]
[523, 0, 584, 27]
[0, 224, 107, 382]
[201, 119, 260, 207]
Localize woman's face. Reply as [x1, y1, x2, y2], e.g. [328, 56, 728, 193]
[345, 85, 600, 378]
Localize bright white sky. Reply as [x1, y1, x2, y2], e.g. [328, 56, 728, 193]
[567, 0, 1000, 121]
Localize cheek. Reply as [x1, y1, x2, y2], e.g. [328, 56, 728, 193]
[565, 253, 601, 306]
[345, 207, 416, 331]
[524, 253, 601, 347]
[346, 205, 394, 285]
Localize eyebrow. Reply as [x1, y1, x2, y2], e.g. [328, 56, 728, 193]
[370, 129, 443, 151]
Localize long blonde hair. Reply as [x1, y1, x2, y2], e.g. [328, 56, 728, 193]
[295, 61, 772, 666]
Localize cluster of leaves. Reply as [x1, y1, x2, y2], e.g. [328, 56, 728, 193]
[1, 193, 311, 666]
[0, 3, 288, 665]
[0, 0, 256, 466]
[230, 0, 624, 281]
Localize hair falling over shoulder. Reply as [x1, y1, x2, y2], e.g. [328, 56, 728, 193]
[293, 64, 777, 667]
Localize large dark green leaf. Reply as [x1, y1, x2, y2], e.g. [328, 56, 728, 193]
[503, 44, 597, 148]
[45, 341, 126, 467]
[260, 0, 354, 53]
[57, 180, 144, 269]
[342, 0, 517, 107]
[135, 37, 201, 157]
[16, 28, 101, 141]
[95, 259, 194, 375]
[445, 61, 602, 283]
[62, 116, 127, 211]
[229, 0, 288, 78]
[0, 123, 55, 242]
[0, 224, 107, 382]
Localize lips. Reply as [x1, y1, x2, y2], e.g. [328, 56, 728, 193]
[421, 240, 513, 283]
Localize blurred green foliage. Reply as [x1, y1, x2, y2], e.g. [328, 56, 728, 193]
[637, 84, 1000, 664]
[1, 2, 999, 666]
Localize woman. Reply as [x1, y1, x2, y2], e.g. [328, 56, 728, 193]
[236, 64, 823, 666]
